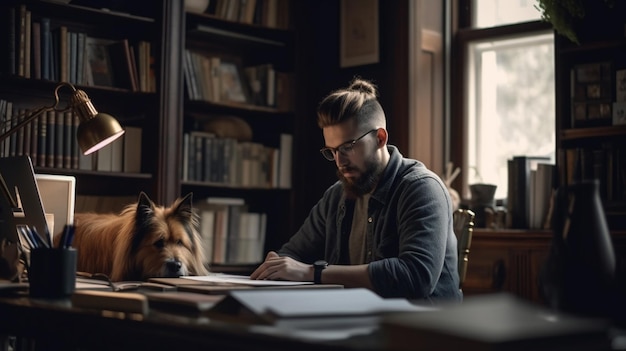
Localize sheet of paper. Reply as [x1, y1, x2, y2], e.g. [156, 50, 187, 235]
[181, 274, 314, 286]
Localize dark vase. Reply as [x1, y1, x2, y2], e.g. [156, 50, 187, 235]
[539, 180, 617, 318]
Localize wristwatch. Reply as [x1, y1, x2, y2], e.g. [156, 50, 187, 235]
[313, 260, 328, 284]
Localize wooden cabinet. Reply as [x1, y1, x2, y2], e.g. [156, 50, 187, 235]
[463, 229, 551, 303]
[464, 229, 626, 304]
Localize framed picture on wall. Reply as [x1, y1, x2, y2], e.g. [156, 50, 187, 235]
[340, 0, 379, 68]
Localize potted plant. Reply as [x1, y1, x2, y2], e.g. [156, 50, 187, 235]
[535, 0, 617, 44]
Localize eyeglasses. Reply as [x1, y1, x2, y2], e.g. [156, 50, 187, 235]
[319, 129, 378, 161]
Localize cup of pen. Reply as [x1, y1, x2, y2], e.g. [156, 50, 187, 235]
[28, 225, 77, 298]
[28, 247, 77, 298]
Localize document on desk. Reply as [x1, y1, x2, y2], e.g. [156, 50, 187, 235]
[181, 274, 314, 286]
[208, 288, 434, 324]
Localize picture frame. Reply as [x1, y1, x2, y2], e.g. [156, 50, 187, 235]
[85, 37, 116, 87]
[340, 0, 379, 68]
[218, 61, 249, 104]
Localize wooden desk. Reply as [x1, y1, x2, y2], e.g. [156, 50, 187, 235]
[0, 294, 377, 351]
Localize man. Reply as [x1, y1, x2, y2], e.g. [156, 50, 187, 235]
[251, 78, 461, 302]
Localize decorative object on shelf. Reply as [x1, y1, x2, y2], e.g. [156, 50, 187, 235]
[184, 0, 210, 14]
[469, 183, 497, 228]
[0, 82, 125, 155]
[539, 179, 617, 319]
[203, 115, 252, 141]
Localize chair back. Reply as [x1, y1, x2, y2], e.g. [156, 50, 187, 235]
[453, 208, 475, 289]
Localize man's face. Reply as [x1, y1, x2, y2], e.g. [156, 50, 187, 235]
[322, 123, 383, 197]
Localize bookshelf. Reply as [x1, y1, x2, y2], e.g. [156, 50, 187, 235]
[553, 4, 626, 232]
[0, 0, 158, 200]
[181, 4, 295, 267]
[0, 0, 297, 270]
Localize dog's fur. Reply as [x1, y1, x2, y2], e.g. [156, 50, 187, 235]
[55, 192, 209, 281]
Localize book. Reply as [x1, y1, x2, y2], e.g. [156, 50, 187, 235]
[23, 10, 31, 78]
[40, 17, 50, 80]
[278, 133, 292, 189]
[144, 291, 224, 315]
[85, 37, 115, 87]
[71, 290, 148, 315]
[107, 39, 137, 91]
[110, 136, 123, 172]
[45, 111, 55, 167]
[381, 293, 611, 351]
[17, 5, 26, 77]
[122, 126, 142, 173]
[506, 156, 550, 229]
[69, 31, 77, 84]
[31, 21, 41, 79]
[3, 7, 16, 75]
[76, 32, 86, 85]
[56, 25, 68, 82]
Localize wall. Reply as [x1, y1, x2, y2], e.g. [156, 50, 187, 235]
[290, 1, 412, 238]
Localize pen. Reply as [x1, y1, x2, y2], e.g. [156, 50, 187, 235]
[61, 224, 75, 248]
[29, 226, 49, 249]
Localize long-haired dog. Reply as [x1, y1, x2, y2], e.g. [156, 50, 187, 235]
[55, 192, 209, 281]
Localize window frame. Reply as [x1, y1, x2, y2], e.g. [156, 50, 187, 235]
[449, 1, 552, 200]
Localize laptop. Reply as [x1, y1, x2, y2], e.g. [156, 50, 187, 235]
[35, 174, 76, 238]
[0, 156, 54, 247]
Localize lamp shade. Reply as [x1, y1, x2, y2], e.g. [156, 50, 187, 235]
[77, 112, 125, 155]
[69, 87, 125, 155]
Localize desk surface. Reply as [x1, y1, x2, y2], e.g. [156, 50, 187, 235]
[0, 293, 384, 351]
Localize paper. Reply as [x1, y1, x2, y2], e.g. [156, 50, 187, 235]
[181, 274, 314, 286]
[210, 288, 434, 322]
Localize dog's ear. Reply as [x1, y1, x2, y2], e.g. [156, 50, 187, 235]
[136, 192, 155, 222]
[173, 193, 194, 221]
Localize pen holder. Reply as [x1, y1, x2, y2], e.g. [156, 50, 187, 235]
[28, 248, 77, 298]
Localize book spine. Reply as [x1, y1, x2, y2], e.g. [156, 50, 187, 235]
[41, 17, 50, 80]
[72, 113, 79, 168]
[24, 10, 31, 78]
[37, 112, 47, 167]
[46, 110, 56, 168]
[17, 5, 26, 77]
[55, 109, 64, 168]
[63, 111, 72, 169]
[4, 7, 16, 74]
[31, 20, 41, 80]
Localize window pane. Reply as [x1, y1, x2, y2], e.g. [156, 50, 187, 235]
[472, 0, 542, 28]
[466, 32, 555, 199]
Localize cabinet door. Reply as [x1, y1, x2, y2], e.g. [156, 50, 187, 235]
[464, 245, 510, 295]
[464, 230, 552, 304]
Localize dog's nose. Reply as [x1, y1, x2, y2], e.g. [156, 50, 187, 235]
[166, 259, 182, 274]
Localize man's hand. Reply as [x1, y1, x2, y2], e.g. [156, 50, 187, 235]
[250, 251, 313, 282]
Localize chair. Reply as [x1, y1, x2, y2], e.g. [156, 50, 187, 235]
[453, 208, 475, 289]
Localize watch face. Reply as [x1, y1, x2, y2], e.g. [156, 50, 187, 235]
[314, 260, 328, 268]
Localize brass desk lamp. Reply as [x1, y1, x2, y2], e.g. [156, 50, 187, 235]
[0, 82, 125, 155]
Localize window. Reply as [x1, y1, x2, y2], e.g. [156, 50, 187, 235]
[455, 0, 555, 200]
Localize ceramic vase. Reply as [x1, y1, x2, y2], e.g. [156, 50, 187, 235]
[540, 180, 616, 317]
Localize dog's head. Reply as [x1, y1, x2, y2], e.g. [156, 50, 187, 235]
[122, 192, 209, 280]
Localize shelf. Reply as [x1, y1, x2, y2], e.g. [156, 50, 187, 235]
[185, 99, 293, 116]
[560, 125, 626, 141]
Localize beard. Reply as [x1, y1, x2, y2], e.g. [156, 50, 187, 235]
[337, 157, 383, 198]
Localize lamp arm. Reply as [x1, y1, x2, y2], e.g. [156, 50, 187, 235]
[0, 105, 53, 144]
